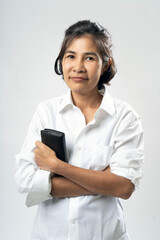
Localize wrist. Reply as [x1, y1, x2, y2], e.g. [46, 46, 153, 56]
[55, 160, 68, 176]
[49, 157, 66, 174]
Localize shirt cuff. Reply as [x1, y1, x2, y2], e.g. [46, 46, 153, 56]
[26, 170, 53, 207]
[110, 149, 144, 190]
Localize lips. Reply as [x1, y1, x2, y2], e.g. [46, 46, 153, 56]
[70, 77, 88, 82]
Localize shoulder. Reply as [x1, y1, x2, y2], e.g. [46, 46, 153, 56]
[109, 98, 144, 141]
[36, 94, 67, 114]
[30, 94, 67, 128]
[31, 94, 67, 124]
[112, 97, 141, 128]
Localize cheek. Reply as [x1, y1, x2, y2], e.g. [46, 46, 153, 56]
[90, 64, 102, 80]
[62, 60, 72, 75]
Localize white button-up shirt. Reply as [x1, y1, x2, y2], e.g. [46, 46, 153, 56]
[15, 84, 144, 240]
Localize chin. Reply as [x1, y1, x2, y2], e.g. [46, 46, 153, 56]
[72, 87, 86, 93]
[66, 82, 86, 91]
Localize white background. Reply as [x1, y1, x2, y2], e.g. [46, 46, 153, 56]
[1, 0, 160, 239]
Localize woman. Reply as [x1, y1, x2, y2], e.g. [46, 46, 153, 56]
[15, 20, 144, 240]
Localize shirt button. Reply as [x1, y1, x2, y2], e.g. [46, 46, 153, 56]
[72, 220, 76, 224]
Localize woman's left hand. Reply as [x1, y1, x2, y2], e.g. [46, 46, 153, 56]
[33, 140, 60, 172]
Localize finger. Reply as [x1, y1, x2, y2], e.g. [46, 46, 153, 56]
[35, 140, 56, 155]
[33, 147, 42, 156]
[34, 154, 40, 163]
[35, 140, 45, 150]
[34, 153, 43, 164]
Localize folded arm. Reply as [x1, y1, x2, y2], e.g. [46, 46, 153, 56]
[34, 141, 134, 200]
[50, 165, 134, 200]
[50, 176, 94, 197]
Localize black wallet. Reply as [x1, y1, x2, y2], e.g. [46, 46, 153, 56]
[40, 129, 68, 163]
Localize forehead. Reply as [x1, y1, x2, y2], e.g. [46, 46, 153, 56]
[65, 34, 99, 52]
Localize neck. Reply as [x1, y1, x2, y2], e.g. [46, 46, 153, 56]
[71, 88, 103, 111]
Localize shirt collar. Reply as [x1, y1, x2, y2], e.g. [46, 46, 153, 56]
[59, 90, 74, 112]
[98, 84, 116, 117]
[59, 84, 116, 117]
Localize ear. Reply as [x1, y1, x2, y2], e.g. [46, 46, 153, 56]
[101, 58, 112, 75]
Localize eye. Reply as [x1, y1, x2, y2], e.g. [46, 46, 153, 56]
[66, 54, 75, 59]
[86, 56, 94, 61]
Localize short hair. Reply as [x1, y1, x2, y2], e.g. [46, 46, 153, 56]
[54, 20, 117, 90]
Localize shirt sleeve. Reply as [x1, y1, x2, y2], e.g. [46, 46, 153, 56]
[14, 103, 53, 207]
[110, 110, 144, 190]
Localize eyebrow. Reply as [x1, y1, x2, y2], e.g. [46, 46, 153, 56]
[64, 50, 98, 57]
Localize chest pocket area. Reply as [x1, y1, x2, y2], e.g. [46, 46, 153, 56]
[90, 146, 113, 170]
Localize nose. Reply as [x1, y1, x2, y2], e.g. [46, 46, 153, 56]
[73, 58, 85, 73]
